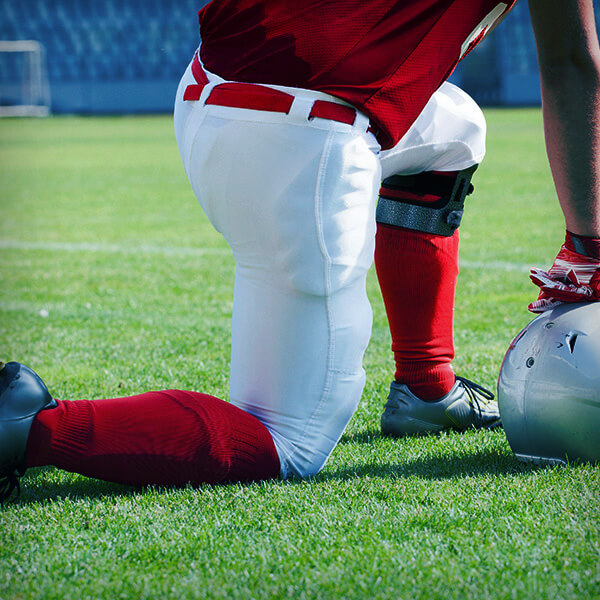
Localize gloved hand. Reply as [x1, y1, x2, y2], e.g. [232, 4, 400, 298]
[529, 231, 600, 313]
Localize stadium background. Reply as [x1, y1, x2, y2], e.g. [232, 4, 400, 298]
[3, 1, 599, 116]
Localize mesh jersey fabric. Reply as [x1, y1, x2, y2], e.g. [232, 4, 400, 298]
[197, 0, 516, 149]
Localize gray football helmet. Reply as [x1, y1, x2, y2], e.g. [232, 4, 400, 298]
[498, 302, 600, 465]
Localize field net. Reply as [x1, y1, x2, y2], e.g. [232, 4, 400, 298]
[0, 40, 50, 117]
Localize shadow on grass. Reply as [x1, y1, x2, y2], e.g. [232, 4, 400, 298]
[330, 428, 541, 481]
[318, 447, 538, 483]
[15, 467, 140, 504]
[338, 429, 384, 445]
[10, 447, 543, 506]
[8, 426, 548, 505]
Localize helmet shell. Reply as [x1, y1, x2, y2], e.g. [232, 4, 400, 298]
[498, 302, 600, 464]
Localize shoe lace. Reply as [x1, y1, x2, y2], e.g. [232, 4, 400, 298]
[455, 375, 495, 421]
[0, 472, 21, 504]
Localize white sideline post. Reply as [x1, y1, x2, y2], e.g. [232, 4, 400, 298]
[0, 40, 51, 117]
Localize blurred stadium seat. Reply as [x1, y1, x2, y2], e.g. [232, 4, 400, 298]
[450, 2, 541, 105]
[0, 0, 208, 113]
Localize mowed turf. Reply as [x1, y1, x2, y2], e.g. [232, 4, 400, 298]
[0, 112, 599, 600]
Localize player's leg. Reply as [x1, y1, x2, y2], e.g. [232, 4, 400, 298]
[181, 102, 380, 478]
[1, 75, 380, 498]
[27, 388, 280, 485]
[375, 82, 500, 436]
[0, 63, 283, 502]
[0, 361, 279, 500]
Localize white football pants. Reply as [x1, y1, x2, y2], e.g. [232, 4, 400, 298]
[174, 56, 485, 479]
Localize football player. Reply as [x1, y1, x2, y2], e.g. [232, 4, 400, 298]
[1, 0, 599, 500]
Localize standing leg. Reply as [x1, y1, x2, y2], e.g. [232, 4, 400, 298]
[375, 218, 460, 401]
[375, 82, 500, 436]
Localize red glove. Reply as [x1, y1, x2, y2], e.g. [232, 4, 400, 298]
[529, 231, 600, 313]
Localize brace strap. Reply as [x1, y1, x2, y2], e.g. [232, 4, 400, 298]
[376, 165, 478, 237]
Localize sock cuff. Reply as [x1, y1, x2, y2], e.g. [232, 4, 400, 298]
[395, 364, 456, 401]
[395, 361, 455, 383]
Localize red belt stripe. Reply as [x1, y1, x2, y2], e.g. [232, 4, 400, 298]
[184, 53, 367, 130]
[206, 82, 295, 114]
[308, 100, 357, 126]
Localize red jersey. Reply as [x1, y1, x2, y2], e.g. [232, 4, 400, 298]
[198, 0, 516, 149]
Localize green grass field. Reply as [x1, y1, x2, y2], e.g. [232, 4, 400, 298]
[0, 111, 599, 600]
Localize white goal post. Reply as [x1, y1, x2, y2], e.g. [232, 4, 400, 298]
[0, 40, 51, 117]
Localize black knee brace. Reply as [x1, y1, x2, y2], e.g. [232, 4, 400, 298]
[376, 164, 478, 237]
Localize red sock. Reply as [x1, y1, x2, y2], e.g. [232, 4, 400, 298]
[375, 223, 458, 400]
[26, 390, 280, 486]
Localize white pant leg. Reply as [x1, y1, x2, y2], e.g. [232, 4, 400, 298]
[379, 82, 486, 177]
[174, 60, 380, 479]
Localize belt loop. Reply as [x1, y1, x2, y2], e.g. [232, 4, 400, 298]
[288, 97, 314, 120]
[199, 82, 219, 106]
[353, 111, 370, 134]
[184, 50, 215, 103]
